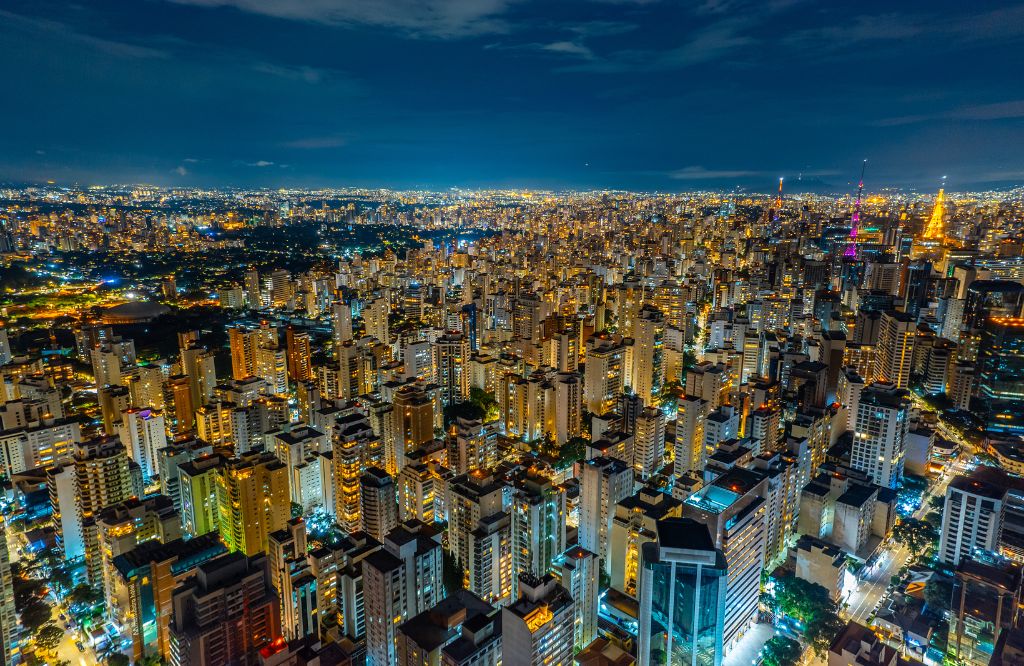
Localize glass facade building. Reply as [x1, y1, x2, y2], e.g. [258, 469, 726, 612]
[638, 518, 727, 666]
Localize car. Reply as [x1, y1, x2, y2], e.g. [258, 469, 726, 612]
[59, 614, 66, 621]
[75, 641, 84, 652]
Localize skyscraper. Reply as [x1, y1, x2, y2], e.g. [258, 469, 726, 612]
[638, 517, 727, 666]
[363, 521, 444, 666]
[578, 456, 633, 575]
[850, 382, 910, 489]
[557, 545, 598, 652]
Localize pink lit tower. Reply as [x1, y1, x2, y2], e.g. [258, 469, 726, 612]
[843, 160, 867, 258]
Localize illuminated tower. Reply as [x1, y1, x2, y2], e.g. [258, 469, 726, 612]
[773, 177, 783, 223]
[923, 185, 947, 241]
[843, 160, 867, 258]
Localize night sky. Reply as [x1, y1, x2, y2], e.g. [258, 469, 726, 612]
[2, 0, 1023, 192]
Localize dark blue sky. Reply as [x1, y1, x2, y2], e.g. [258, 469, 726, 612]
[2, 0, 1023, 192]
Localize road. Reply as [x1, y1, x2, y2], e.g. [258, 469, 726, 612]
[844, 448, 967, 624]
[795, 421, 973, 666]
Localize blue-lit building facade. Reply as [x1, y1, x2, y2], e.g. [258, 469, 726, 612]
[638, 518, 727, 666]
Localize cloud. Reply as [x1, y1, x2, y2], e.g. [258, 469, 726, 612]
[877, 100, 1024, 126]
[0, 9, 169, 59]
[174, 165, 189, 176]
[253, 62, 327, 84]
[541, 41, 594, 59]
[165, 0, 520, 38]
[245, 160, 275, 167]
[183, 158, 200, 163]
[282, 135, 348, 149]
[668, 166, 760, 180]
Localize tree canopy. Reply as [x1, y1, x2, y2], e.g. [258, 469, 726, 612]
[763, 636, 802, 666]
[771, 575, 846, 656]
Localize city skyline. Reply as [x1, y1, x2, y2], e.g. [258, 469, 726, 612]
[2, 0, 1024, 190]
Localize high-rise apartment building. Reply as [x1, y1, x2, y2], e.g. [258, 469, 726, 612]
[168, 551, 282, 665]
[849, 382, 910, 489]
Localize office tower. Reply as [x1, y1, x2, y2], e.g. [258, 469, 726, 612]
[117, 407, 167, 483]
[675, 395, 708, 477]
[630, 304, 664, 406]
[558, 546, 598, 652]
[638, 518, 727, 666]
[113, 533, 227, 663]
[873, 310, 915, 388]
[976, 317, 1024, 433]
[578, 456, 633, 575]
[584, 334, 627, 414]
[501, 573, 574, 666]
[633, 406, 667, 482]
[363, 521, 444, 666]
[512, 292, 544, 343]
[0, 520, 15, 666]
[285, 326, 313, 382]
[434, 332, 470, 406]
[948, 557, 1023, 666]
[850, 382, 910, 489]
[268, 519, 319, 641]
[360, 467, 399, 541]
[396, 590, 501, 666]
[62, 437, 137, 584]
[364, 297, 390, 344]
[216, 451, 291, 556]
[682, 468, 766, 652]
[511, 469, 567, 577]
[168, 552, 282, 666]
[0, 327, 10, 366]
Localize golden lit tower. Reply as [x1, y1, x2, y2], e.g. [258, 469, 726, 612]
[923, 185, 946, 241]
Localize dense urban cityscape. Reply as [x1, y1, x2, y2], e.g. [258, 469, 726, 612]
[4, 0, 1024, 664]
[0, 180, 1023, 666]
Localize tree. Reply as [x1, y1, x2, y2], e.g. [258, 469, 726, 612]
[68, 583, 103, 607]
[19, 599, 51, 632]
[892, 518, 938, 555]
[771, 575, 845, 657]
[924, 577, 954, 614]
[106, 655, 130, 666]
[34, 623, 63, 652]
[762, 636, 801, 666]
